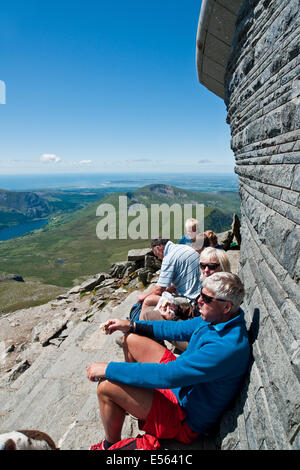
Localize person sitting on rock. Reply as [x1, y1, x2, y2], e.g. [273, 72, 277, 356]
[137, 235, 209, 320]
[142, 246, 232, 322]
[204, 230, 224, 250]
[200, 247, 231, 279]
[87, 272, 250, 450]
[177, 218, 199, 245]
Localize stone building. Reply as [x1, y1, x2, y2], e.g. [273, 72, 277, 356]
[196, 0, 300, 449]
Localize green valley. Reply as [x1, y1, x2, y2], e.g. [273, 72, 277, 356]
[0, 184, 240, 295]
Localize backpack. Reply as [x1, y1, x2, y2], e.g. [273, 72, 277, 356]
[129, 301, 142, 322]
[108, 433, 160, 450]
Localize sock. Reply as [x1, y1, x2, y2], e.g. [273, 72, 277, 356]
[104, 439, 113, 449]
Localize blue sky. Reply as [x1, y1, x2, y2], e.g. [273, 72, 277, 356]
[0, 0, 234, 175]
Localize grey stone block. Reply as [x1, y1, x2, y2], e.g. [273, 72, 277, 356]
[127, 248, 152, 261]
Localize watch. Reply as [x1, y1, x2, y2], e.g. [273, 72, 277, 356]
[129, 320, 136, 333]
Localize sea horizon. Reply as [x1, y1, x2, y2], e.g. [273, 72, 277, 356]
[0, 172, 239, 193]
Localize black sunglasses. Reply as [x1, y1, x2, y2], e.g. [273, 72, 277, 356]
[197, 288, 227, 304]
[200, 262, 220, 270]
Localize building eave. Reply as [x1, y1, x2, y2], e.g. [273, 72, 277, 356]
[196, 0, 243, 99]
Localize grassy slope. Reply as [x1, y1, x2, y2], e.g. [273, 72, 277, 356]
[0, 280, 66, 314]
[0, 200, 150, 287]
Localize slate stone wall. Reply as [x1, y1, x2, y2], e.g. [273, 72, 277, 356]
[220, 0, 300, 450]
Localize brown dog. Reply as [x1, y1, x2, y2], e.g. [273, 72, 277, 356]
[0, 430, 58, 450]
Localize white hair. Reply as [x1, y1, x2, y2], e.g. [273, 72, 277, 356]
[202, 272, 244, 312]
[185, 218, 199, 232]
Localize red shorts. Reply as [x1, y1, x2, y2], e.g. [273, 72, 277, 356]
[139, 348, 199, 444]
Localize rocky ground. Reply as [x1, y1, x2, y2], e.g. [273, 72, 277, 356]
[0, 276, 135, 382]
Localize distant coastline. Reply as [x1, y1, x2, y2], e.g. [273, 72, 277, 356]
[0, 172, 238, 193]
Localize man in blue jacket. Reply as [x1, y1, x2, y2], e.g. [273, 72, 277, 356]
[87, 272, 250, 450]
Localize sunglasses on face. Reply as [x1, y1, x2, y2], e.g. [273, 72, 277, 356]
[198, 288, 227, 304]
[200, 262, 220, 270]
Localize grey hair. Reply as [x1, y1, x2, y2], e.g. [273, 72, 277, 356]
[202, 272, 245, 312]
[200, 247, 231, 272]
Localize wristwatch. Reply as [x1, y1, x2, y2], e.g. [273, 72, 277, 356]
[129, 320, 136, 333]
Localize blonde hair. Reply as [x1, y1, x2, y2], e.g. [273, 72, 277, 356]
[200, 247, 231, 273]
[185, 218, 199, 233]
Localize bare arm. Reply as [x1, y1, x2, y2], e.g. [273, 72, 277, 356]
[86, 362, 108, 382]
[100, 318, 131, 335]
[137, 285, 167, 302]
[87, 319, 132, 382]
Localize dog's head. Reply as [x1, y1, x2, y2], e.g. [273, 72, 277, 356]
[0, 430, 58, 450]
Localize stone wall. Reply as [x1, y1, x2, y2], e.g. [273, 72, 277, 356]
[221, 0, 300, 450]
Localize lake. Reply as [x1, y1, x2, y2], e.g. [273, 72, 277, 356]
[0, 219, 50, 241]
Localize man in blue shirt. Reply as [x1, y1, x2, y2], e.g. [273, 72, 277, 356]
[87, 272, 250, 450]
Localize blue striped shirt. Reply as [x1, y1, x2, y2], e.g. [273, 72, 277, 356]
[157, 241, 201, 299]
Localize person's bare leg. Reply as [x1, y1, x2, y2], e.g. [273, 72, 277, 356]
[97, 379, 153, 444]
[122, 333, 166, 363]
[97, 333, 168, 444]
[140, 294, 161, 318]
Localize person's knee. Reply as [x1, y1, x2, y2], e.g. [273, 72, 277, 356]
[122, 332, 137, 350]
[97, 379, 112, 400]
[123, 332, 151, 361]
[143, 295, 157, 308]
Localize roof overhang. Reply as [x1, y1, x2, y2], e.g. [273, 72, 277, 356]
[196, 0, 243, 99]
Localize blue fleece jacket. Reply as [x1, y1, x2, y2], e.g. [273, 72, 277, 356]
[105, 311, 250, 434]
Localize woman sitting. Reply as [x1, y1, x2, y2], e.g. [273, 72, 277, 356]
[199, 246, 231, 279]
[204, 230, 224, 250]
[140, 247, 232, 351]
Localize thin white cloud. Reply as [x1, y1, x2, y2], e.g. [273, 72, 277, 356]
[0, 80, 6, 104]
[40, 154, 61, 163]
[79, 159, 92, 165]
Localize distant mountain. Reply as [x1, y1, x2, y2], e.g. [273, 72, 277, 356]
[0, 188, 109, 229]
[101, 184, 240, 235]
[0, 190, 51, 229]
[125, 184, 240, 215]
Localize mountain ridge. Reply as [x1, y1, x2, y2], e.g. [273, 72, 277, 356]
[0, 188, 109, 230]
